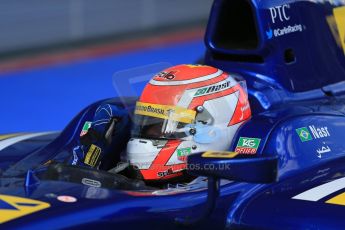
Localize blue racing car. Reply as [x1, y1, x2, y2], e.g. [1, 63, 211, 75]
[1, 0, 345, 229]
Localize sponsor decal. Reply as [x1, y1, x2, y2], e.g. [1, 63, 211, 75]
[194, 80, 232, 97]
[157, 168, 174, 178]
[296, 127, 313, 142]
[269, 4, 291, 24]
[266, 24, 303, 39]
[235, 137, 261, 154]
[177, 147, 191, 161]
[333, 6, 345, 54]
[202, 151, 239, 159]
[0, 195, 50, 224]
[80, 121, 92, 136]
[267, 3, 304, 39]
[57, 195, 77, 203]
[240, 102, 250, 121]
[135, 101, 196, 124]
[154, 71, 177, 80]
[84, 144, 101, 167]
[81, 178, 102, 188]
[296, 125, 330, 142]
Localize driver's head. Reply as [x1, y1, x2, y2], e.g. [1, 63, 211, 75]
[124, 64, 251, 182]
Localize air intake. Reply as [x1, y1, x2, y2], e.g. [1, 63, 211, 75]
[212, 0, 259, 50]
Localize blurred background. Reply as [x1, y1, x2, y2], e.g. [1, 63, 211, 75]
[0, 0, 213, 133]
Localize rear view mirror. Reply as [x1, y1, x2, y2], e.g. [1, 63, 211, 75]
[175, 151, 278, 226]
[187, 151, 278, 183]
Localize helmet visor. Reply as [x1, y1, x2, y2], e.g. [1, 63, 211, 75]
[132, 102, 196, 139]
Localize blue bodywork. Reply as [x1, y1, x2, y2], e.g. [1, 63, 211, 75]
[1, 0, 345, 229]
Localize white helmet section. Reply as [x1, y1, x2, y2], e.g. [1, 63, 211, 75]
[125, 139, 165, 170]
[194, 92, 242, 145]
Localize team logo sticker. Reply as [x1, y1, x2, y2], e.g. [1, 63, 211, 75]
[80, 121, 92, 136]
[0, 195, 50, 224]
[177, 147, 191, 161]
[235, 137, 261, 154]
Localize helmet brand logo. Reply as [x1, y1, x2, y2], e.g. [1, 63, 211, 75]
[155, 71, 177, 80]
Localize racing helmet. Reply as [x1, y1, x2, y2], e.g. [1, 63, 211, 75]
[124, 64, 251, 182]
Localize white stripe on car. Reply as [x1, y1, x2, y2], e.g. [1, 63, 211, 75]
[0, 132, 55, 151]
[293, 177, 345, 201]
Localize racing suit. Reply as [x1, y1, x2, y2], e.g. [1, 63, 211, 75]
[69, 103, 131, 170]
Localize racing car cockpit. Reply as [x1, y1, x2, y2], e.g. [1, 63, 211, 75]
[1, 63, 278, 195]
[46, 63, 253, 188]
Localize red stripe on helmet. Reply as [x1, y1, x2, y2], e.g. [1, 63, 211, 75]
[228, 86, 251, 126]
[187, 84, 241, 110]
[140, 73, 229, 105]
[140, 140, 187, 180]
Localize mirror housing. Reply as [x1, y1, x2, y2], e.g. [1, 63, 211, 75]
[176, 151, 278, 226]
[187, 152, 278, 183]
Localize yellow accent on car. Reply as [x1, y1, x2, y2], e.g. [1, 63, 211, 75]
[0, 134, 21, 141]
[334, 6, 345, 54]
[0, 194, 50, 224]
[326, 192, 345, 206]
[202, 151, 239, 159]
[135, 101, 196, 124]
